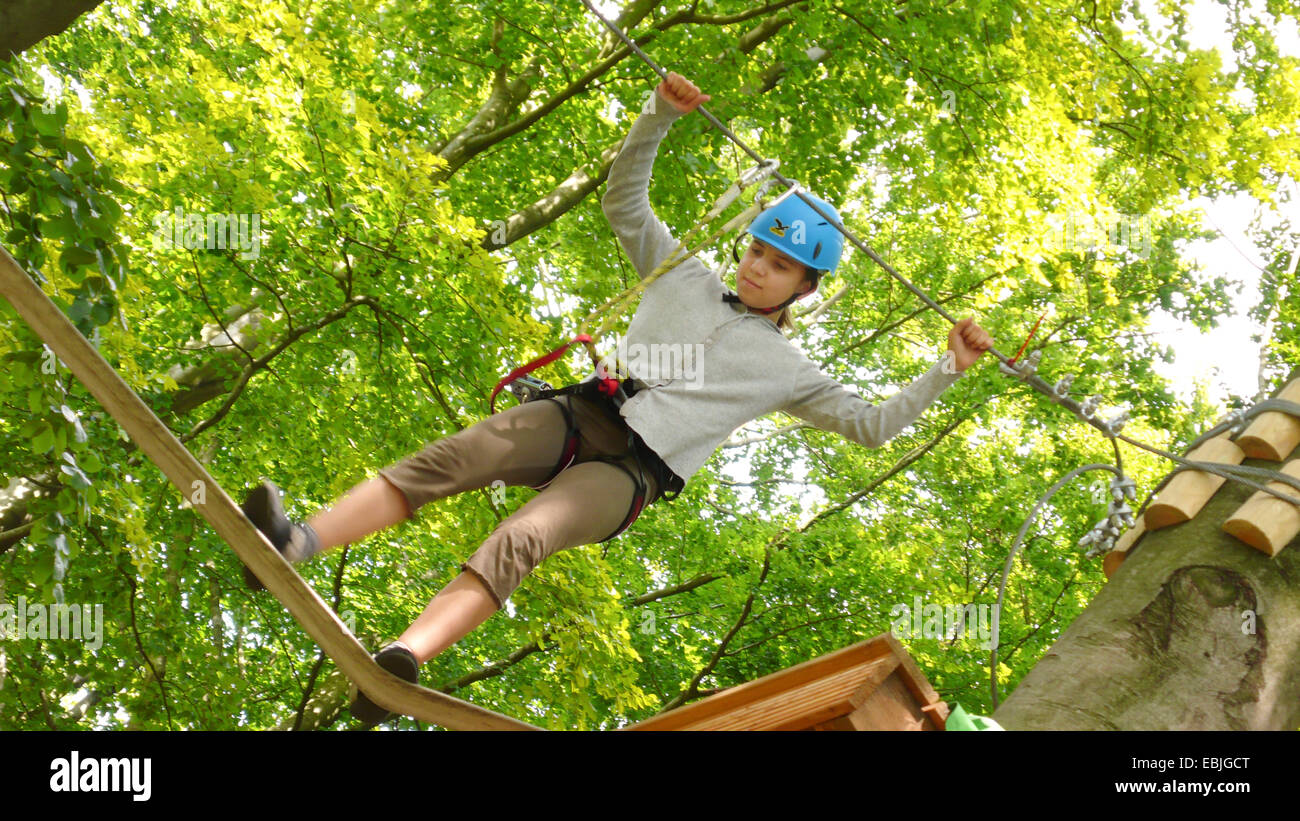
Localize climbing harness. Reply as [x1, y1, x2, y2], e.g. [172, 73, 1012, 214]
[519, 374, 686, 542]
[482, 152, 784, 532]
[481, 151, 780, 535]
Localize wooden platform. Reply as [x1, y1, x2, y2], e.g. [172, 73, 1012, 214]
[622, 633, 948, 731]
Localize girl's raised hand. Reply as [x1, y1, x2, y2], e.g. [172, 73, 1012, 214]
[948, 317, 994, 372]
[657, 71, 711, 114]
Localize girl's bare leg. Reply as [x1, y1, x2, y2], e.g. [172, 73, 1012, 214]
[295, 476, 497, 663]
[397, 572, 500, 664]
[305, 475, 411, 551]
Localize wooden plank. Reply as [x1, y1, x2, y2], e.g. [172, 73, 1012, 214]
[685, 656, 899, 731]
[0, 245, 541, 731]
[815, 711, 872, 731]
[1103, 518, 1146, 579]
[879, 632, 948, 728]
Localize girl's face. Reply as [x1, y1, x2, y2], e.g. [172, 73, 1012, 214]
[735, 239, 812, 311]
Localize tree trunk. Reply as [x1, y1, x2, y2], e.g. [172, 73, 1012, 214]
[993, 364, 1300, 730]
[0, 0, 106, 59]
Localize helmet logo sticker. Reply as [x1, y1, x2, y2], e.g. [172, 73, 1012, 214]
[790, 219, 806, 246]
[768, 217, 789, 238]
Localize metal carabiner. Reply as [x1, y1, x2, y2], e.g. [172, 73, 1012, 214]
[704, 159, 783, 222]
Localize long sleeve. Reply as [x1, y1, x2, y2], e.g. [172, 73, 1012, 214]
[601, 88, 687, 280]
[783, 350, 965, 448]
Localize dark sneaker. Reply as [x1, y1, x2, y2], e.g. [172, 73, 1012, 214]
[240, 480, 293, 591]
[350, 642, 420, 729]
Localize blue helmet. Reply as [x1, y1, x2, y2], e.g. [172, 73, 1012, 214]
[744, 191, 845, 275]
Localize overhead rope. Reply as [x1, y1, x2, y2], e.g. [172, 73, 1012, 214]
[0, 246, 542, 730]
[578, 0, 1008, 349]
[582, 0, 1300, 530]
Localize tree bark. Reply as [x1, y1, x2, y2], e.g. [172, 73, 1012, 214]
[0, 0, 106, 59]
[993, 364, 1300, 730]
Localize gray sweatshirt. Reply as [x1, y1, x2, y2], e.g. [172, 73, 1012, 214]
[601, 88, 964, 484]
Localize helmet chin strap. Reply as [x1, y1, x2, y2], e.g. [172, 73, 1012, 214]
[721, 283, 816, 314]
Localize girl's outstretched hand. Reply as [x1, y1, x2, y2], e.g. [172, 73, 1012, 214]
[948, 317, 993, 372]
[657, 71, 711, 114]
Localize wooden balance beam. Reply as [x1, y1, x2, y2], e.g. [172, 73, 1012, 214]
[0, 245, 540, 731]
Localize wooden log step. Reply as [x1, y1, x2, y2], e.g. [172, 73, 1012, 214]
[1144, 432, 1244, 530]
[1222, 459, 1300, 557]
[1234, 378, 1300, 461]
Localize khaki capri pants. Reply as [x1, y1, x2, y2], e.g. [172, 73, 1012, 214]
[376, 393, 672, 610]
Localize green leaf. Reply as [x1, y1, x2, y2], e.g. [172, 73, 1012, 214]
[66, 140, 96, 174]
[32, 107, 61, 135]
[56, 485, 76, 513]
[32, 553, 53, 585]
[32, 421, 55, 454]
[90, 297, 116, 326]
[68, 295, 92, 322]
[50, 167, 74, 191]
[41, 212, 76, 240]
[8, 172, 30, 195]
[79, 451, 103, 473]
[61, 245, 96, 268]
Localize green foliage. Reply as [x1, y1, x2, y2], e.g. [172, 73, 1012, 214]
[1, 0, 1296, 730]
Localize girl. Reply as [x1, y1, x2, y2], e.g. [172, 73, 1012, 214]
[239, 72, 994, 728]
